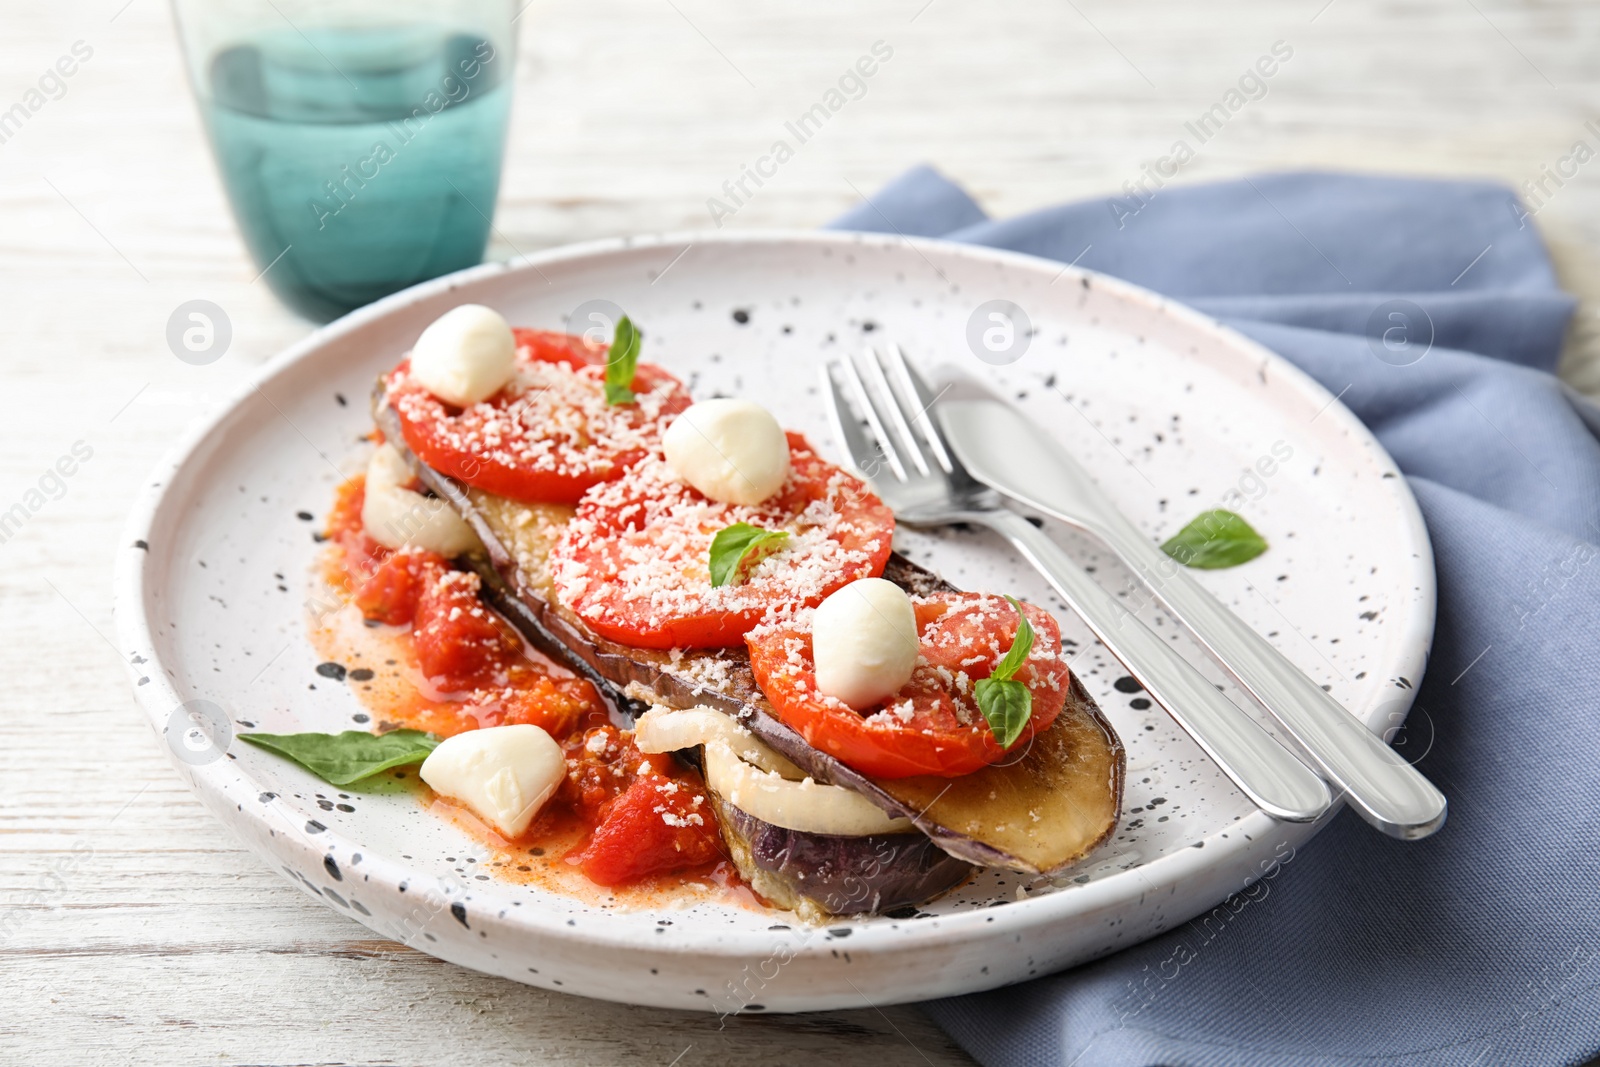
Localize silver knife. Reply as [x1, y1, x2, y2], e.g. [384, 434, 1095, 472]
[938, 394, 1447, 840]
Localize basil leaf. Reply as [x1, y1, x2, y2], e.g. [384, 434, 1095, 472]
[988, 595, 1035, 683]
[974, 677, 1033, 749]
[1160, 509, 1268, 569]
[604, 315, 641, 405]
[973, 596, 1036, 746]
[239, 729, 440, 787]
[708, 522, 791, 587]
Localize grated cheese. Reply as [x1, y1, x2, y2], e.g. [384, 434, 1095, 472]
[551, 445, 887, 636]
[390, 346, 688, 482]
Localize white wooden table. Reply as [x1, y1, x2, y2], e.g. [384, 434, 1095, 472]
[5, 1, 1598, 1063]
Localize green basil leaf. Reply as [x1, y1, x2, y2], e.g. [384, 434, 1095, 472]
[974, 677, 1033, 749]
[708, 522, 791, 587]
[238, 729, 440, 787]
[604, 315, 641, 405]
[988, 595, 1036, 683]
[1160, 509, 1268, 569]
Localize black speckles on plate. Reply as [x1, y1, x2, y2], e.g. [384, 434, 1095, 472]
[121, 234, 1439, 992]
[315, 661, 347, 681]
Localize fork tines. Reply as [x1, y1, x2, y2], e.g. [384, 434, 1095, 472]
[822, 343, 953, 485]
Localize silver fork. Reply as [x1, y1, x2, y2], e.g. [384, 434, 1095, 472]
[935, 385, 1448, 840]
[822, 343, 1333, 824]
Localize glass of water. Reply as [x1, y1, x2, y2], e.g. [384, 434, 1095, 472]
[172, 0, 517, 322]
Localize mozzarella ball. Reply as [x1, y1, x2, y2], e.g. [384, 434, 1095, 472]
[811, 578, 920, 711]
[662, 399, 790, 506]
[419, 725, 565, 838]
[362, 443, 479, 556]
[409, 304, 516, 406]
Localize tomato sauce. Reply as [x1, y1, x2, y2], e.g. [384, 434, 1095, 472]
[313, 475, 750, 907]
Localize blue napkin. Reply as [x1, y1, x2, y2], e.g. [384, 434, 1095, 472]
[833, 168, 1600, 1066]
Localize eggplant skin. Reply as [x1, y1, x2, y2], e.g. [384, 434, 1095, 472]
[710, 794, 974, 923]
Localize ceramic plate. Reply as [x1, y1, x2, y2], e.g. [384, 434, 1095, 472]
[113, 231, 1434, 1012]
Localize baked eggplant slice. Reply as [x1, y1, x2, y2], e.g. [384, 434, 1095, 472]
[710, 796, 975, 924]
[374, 384, 1125, 879]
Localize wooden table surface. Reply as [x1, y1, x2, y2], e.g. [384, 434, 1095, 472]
[5, 1, 1598, 1063]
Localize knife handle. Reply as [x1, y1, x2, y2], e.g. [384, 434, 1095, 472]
[1088, 510, 1447, 839]
[978, 509, 1332, 823]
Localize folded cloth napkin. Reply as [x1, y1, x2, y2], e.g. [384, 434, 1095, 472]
[832, 168, 1600, 1067]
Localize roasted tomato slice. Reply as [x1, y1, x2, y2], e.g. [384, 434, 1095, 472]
[746, 592, 1070, 778]
[550, 433, 895, 649]
[385, 328, 692, 505]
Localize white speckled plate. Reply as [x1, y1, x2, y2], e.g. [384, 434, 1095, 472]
[113, 231, 1434, 1013]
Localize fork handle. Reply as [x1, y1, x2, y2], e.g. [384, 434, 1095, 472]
[1083, 509, 1447, 840]
[976, 509, 1332, 823]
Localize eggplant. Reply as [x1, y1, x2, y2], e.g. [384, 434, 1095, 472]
[709, 794, 974, 923]
[373, 384, 1125, 880]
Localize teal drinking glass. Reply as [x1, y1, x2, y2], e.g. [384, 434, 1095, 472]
[172, 0, 516, 321]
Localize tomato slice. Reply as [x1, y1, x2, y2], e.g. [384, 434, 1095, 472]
[510, 328, 601, 371]
[385, 328, 692, 505]
[550, 433, 895, 649]
[746, 592, 1070, 778]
